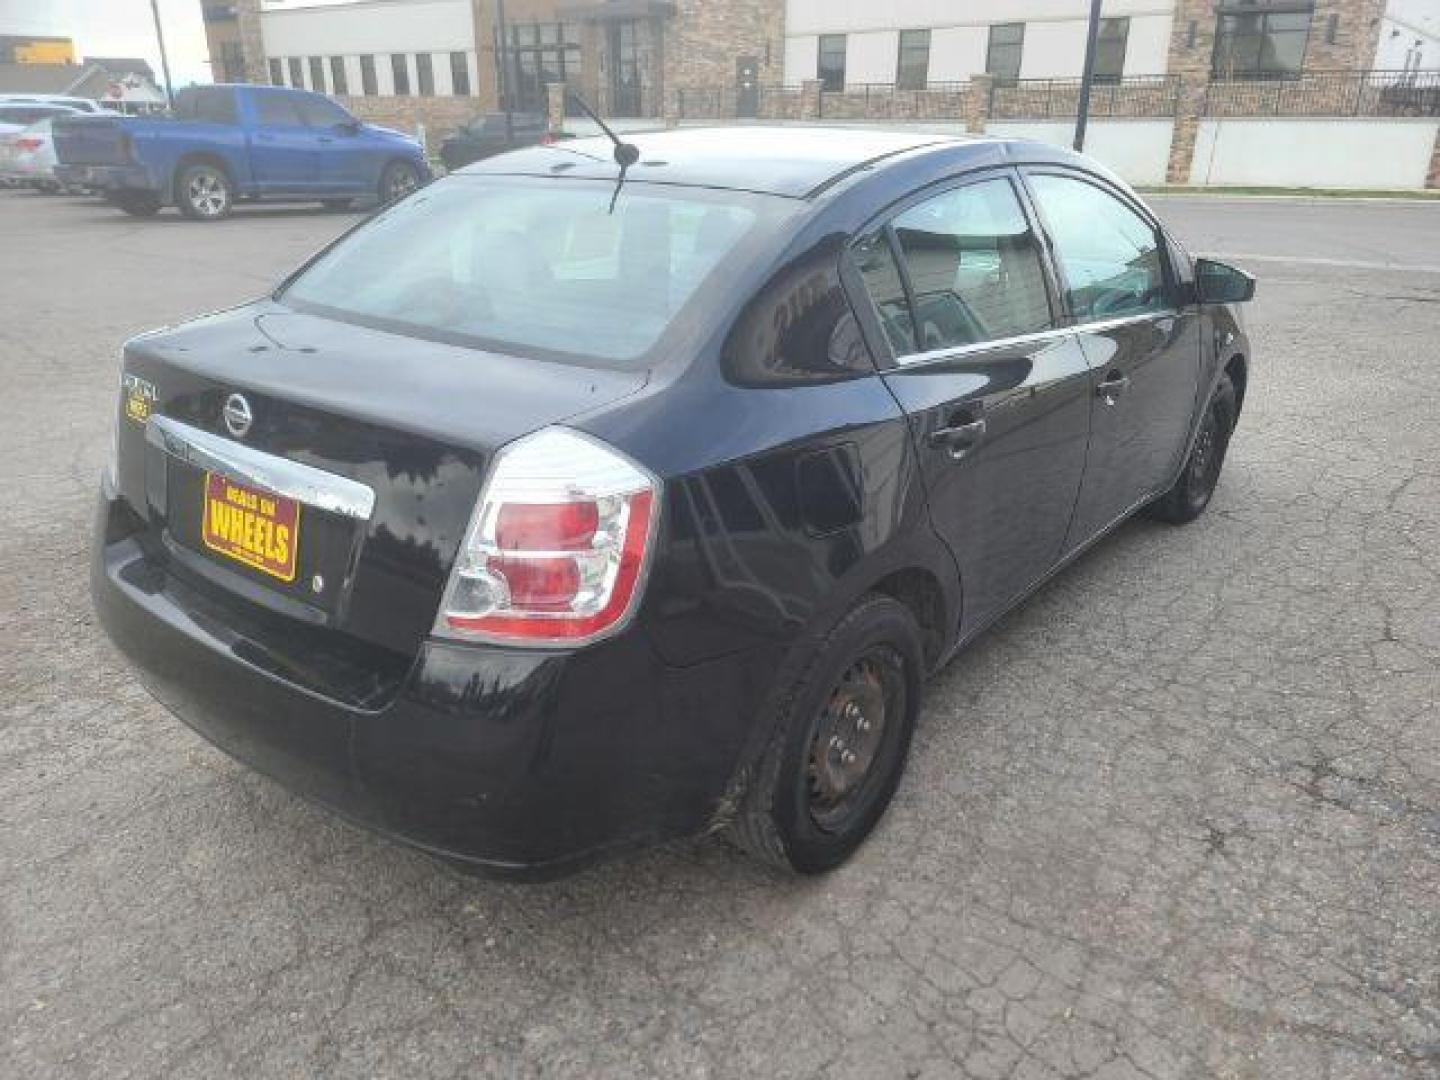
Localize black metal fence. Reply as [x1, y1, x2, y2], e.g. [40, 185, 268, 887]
[669, 70, 1440, 124]
[988, 75, 1181, 119]
[1203, 69, 1440, 117]
[816, 82, 970, 120]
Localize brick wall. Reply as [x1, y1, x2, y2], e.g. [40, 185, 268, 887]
[339, 95, 481, 148]
[662, 0, 785, 92]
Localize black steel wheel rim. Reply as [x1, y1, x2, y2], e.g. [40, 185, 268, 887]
[806, 645, 905, 833]
[1189, 407, 1224, 502]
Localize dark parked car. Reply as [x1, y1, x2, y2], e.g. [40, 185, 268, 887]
[93, 128, 1254, 878]
[53, 84, 428, 220]
[437, 112, 561, 171]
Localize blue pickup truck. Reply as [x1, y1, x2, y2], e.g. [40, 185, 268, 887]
[53, 84, 429, 220]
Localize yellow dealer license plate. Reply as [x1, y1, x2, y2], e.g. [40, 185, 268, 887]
[201, 472, 301, 582]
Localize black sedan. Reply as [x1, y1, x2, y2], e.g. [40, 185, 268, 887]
[93, 127, 1254, 878]
[437, 112, 561, 171]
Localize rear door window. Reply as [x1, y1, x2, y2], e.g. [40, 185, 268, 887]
[1027, 174, 1169, 321]
[855, 175, 1056, 358]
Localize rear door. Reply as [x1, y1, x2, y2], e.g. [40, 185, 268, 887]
[245, 88, 317, 191]
[1022, 170, 1202, 549]
[852, 170, 1094, 634]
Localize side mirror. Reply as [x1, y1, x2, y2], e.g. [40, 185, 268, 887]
[1195, 258, 1256, 304]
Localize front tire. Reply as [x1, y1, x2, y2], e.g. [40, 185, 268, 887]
[176, 162, 233, 221]
[1149, 372, 1237, 524]
[378, 160, 421, 205]
[728, 594, 923, 874]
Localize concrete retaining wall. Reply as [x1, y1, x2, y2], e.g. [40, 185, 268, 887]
[1189, 118, 1440, 189]
[986, 119, 1175, 185]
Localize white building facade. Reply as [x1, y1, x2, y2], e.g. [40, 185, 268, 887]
[257, 0, 481, 99]
[1375, 0, 1440, 72]
[782, 0, 1177, 86]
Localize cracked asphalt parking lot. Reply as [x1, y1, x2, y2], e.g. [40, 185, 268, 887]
[2, 189, 1438, 1080]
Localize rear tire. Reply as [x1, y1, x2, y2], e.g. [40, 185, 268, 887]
[111, 191, 162, 217]
[727, 594, 922, 874]
[176, 162, 233, 221]
[378, 160, 421, 205]
[1149, 372, 1237, 524]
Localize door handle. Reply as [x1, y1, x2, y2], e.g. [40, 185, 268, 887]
[929, 417, 987, 459]
[1096, 372, 1131, 404]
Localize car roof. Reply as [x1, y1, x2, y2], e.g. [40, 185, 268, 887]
[457, 125, 997, 198]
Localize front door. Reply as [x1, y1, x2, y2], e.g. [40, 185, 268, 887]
[608, 21, 642, 117]
[854, 172, 1094, 634]
[1023, 170, 1203, 548]
[736, 56, 759, 118]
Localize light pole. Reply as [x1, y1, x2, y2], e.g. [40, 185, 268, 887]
[1073, 0, 1103, 151]
[149, 0, 176, 108]
[495, 0, 515, 145]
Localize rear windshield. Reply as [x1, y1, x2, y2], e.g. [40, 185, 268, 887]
[281, 175, 786, 365]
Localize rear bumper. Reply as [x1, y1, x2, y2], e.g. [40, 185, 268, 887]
[92, 485, 762, 878]
[60, 163, 158, 194]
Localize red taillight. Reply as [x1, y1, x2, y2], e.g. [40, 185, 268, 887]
[15, 137, 43, 151]
[434, 429, 660, 646]
[496, 501, 599, 551]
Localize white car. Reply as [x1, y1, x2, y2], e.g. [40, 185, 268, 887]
[0, 120, 70, 192]
[0, 94, 108, 115]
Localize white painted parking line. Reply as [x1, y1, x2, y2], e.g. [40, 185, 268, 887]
[1206, 252, 1440, 275]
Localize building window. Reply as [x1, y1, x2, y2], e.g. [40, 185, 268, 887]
[897, 29, 930, 90]
[287, 56, 303, 88]
[1211, 8, 1313, 80]
[1325, 13, 1338, 44]
[986, 23, 1024, 84]
[218, 41, 244, 82]
[360, 54, 377, 96]
[450, 51, 470, 95]
[1094, 18, 1129, 83]
[391, 53, 410, 95]
[818, 34, 846, 91]
[268, 58, 282, 86]
[502, 23, 579, 112]
[416, 53, 434, 95]
[330, 56, 348, 95]
[309, 56, 326, 93]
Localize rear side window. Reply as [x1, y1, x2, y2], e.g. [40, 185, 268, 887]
[175, 88, 237, 125]
[282, 178, 785, 366]
[1028, 174, 1168, 321]
[254, 92, 302, 127]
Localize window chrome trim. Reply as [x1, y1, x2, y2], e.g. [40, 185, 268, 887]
[890, 311, 1174, 369]
[146, 414, 376, 521]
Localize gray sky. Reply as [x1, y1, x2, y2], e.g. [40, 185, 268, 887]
[0, 0, 211, 88]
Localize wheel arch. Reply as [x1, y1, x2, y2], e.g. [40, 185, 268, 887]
[171, 152, 235, 203]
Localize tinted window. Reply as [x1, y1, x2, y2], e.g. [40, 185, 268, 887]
[853, 232, 914, 356]
[269, 58, 283, 85]
[818, 35, 846, 92]
[897, 29, 930, 91]
[450, 51, 470, 96]
[175, 88, 237, 124]
[309, 56, 326, 93]
[283, 179, 781, 366]
[391, 54, 410, 95]
[1029, 174, 1168, 321]
[254, 92, 302, 126]
[889, 178, 1054, 352]
[987, 23, 1024, 83]
[330, 56, 348, 95]
[360, 55, 378, 96]
[297, 95, 352, 127]
[287, 57, 303, 88]
[416, 53, 434, 96]
[1096, 18, 1129, 82]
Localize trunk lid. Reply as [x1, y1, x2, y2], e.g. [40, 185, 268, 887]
[116, 302, 647, 664]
